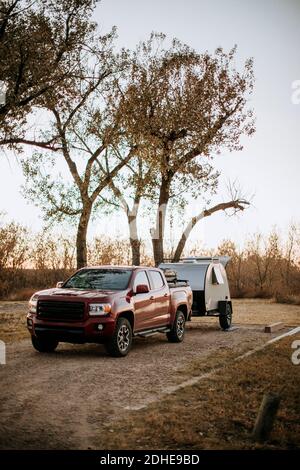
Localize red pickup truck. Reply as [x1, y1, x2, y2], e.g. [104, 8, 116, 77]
[27, 266, 192, 357]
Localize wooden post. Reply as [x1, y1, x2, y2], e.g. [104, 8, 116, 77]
[264, 322, 284, 333]
[252, 392, 281, 442]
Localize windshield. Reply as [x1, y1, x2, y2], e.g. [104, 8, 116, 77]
[63, 269, 132, 291]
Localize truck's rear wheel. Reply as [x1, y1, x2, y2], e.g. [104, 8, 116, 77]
[219, 303, 232, 330]
[167, 310, 186, 343]
[31, 336, 58, 352]
[105, 317, 133, 357]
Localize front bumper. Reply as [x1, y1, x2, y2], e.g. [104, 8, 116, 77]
[27, 313, 116, 344]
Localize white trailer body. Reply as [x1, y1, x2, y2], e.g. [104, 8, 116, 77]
[159, 256, 232, 329]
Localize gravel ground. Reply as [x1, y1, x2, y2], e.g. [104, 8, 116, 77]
[0, 299, 298, 449]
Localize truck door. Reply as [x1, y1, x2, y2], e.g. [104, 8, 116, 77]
[132, 270, 155, 331]
[148, 270, 170, 327]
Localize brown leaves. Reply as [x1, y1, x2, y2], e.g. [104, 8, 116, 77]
[0, 0, 97, 147]
[118, 36, 255, 176]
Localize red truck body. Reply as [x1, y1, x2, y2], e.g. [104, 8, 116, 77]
[27, 266, 192, 356]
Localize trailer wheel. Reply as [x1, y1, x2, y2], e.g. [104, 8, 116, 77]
[105, 317, 133, 357]
[219, 303, 232, 330]
[31, 336, 58, 352]
[167, 310, 186, 343]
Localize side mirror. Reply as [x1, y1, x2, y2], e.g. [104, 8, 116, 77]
[56, 281, 64, 288]
[135, 284, 149, 294]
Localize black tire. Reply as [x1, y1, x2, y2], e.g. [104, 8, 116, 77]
[105, 317, 133, 357]
[31, 336, 58, 352]
[167, 310, 186, 343]
[219, 303, 232, 330]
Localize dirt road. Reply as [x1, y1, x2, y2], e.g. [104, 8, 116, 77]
[0, 299, 298, 449]
[0, 329, 282, 448]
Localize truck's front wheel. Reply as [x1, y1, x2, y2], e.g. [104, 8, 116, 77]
[31, 336, 58, 353]
[167, 310, 186, 343]
[105, 318, 133, 357]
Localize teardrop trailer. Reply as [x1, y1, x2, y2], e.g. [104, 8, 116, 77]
[159, 256, 233, 330]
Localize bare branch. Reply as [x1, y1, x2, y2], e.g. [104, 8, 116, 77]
[52, 108, 84, 195]
[90, 146, 138, 204]
[0, 137, 61, 151]
[172, 198, 250, 262]
[62, 70, 112, 131]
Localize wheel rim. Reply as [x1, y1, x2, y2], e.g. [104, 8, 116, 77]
[117, 324, 130, 352]
[226, 306, 232, 326]
[176, 314, 185, 338]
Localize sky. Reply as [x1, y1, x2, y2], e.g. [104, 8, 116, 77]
[0, 0, 299, 250]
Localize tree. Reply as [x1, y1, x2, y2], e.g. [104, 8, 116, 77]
[32, 230, 75, 270]
[21, 33, 137, 269]
[283, 224, 299, 289]
[217, 239, 245, 296]
[0, 0, 97, 150]
[0, 217, 28, 270]
[117, 34, 255, 265]
[105, 152, 158, 265]
[0, 215, 29, 298]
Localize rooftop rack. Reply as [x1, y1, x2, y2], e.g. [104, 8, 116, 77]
[162, 256, 218, 262]
[161, 256, 231, 266]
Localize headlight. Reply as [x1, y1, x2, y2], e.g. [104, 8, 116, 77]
[29, 295, 38, 313]
[89, 303, 111, 316]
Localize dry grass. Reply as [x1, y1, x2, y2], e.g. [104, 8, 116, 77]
[173, 343, 251, 381]
[0, 301, 28, 343]
[192, 298, 300, 327]
[274, 294, 300, 306]
[7, 288, 36, 301]
[232, 299, 300, 325]
[0, 298, 299, 345]
[99, 334, 300, 450]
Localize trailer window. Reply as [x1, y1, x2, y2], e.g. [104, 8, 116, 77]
[212, 266, 224, 285]
[150, 271, 165, 289]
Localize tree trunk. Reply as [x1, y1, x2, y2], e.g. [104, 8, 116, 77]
[76, 203, 92, 269]
[152, 236, 164, 267]
[130, 238, 141, 266]
[128, 212, 141, 265]
[151, 179, 170, 266]
[173, 212, 205, 262]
